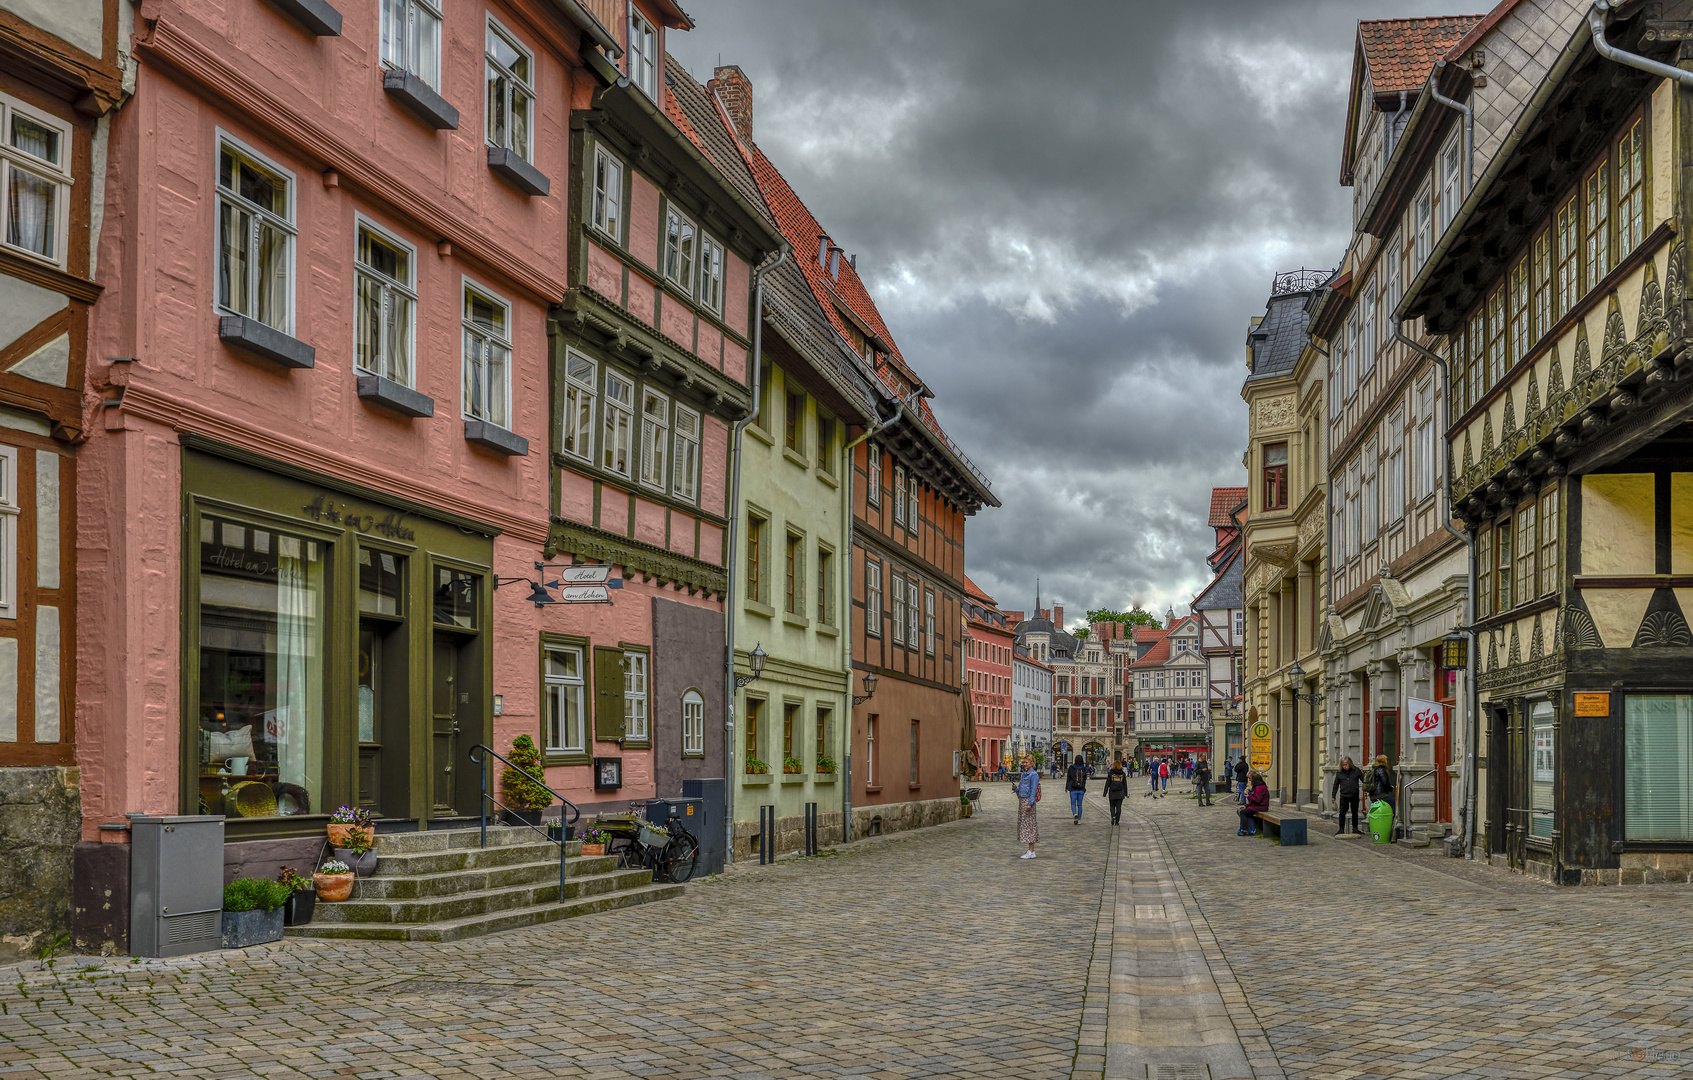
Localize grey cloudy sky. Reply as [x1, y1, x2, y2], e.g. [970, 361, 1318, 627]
[670, 0, 1466, 628]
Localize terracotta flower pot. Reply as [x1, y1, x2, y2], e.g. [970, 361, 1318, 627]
[313, 872, 355, 902]
[327, 824, 374, 848]
[580, 843, 605, 856]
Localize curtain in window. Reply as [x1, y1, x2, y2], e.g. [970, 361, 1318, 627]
[6, 164, 53, 258]
[272, 541, 324, 803]
[1626, 695, 1693, 840]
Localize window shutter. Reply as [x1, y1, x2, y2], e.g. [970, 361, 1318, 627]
[594, 646, 626, 742]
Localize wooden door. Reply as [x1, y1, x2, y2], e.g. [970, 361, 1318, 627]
[431, 637, 461, 815]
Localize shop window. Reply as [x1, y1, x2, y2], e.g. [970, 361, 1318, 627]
[485, 19, 533, 161]
[590, 147, 622, 241]
[681, 689, 704, 756]
[1530, 701, 1555, 840]
[543, 646, 585, 755]
[217, 140, 294, 333]
[1625, 695, 1693, 839]
[698, 233, 724, 314]
[463, 284, 511, 429]
[672, 405, 699, 503]
[603, 371, 634, 476]
[664, 205, 697, 291]
[196, 515, 325, 818]
[355, 222, 416, 385]
[639, 388, 669, 490]
[562, 351, 596, 462]
[1616, 119, 1645, 258]
[628, 8, 658, 99]
[864, 557, 882, 637]
[623, 650, 648, 743]
[0, 445, 15, 619]
[866, 442, 881, 505]
[1262, 442, 1288, 510]
[1, 93, 71, 267]
[381, 0, 442, 91]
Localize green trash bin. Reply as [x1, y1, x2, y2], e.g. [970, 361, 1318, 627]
[1368, 799, 1395, 844]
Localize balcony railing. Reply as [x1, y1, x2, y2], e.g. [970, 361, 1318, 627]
[1271, 268, 1331, 296]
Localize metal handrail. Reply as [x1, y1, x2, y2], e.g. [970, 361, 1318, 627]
[468, 744, 583, 902]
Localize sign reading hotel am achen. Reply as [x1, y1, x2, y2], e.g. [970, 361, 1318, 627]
[300, 494, 417, 542]
[1249, 719, 1272, 772]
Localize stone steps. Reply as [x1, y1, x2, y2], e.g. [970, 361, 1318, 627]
[287, 884, 684, 942]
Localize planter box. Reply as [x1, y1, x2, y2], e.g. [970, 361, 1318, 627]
[282, 890, 316, 926]
[505, 807, 543, 828]
[332, 847, 378, 877]
[221, 908, 285, 949]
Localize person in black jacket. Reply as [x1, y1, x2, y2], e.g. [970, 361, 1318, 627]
[1331, 757, 1365, 835]
[1233, 756, 1248, 799]
[1194, 758, 1214, 806]
[1370, 755, 1396, 813]
[1066, 754, 1090, 823]
[1103, 755, 1129, 825]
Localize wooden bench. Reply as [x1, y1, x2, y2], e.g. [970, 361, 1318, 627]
[1252, 811, 1307, 846]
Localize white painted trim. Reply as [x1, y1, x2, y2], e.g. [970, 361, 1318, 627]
[459, 273, 514, 428]
[211, 129, 299, 334]
[353, 212, 420, 385]
[0, 91, 74, 271]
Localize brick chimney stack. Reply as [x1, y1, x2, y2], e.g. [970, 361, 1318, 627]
[1054, 605, 1064, 631]
[712, 65, 754, 143]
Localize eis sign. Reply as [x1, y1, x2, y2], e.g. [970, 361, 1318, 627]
[1407, 697, 1446, 740]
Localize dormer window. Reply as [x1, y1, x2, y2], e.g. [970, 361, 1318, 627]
[629, 10, 658, 100]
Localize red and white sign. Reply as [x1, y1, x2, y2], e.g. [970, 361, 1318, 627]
[1407, 697, 1446, 739]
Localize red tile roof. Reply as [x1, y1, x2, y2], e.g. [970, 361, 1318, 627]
[964, 574, 996, 606]
[1357, 16, 1485, 95]
[1208, 487, 1247, 529]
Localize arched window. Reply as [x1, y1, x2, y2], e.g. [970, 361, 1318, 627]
[681, 690, 705, 756]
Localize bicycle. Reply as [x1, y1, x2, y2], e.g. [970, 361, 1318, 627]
[606, 815, 699, 883]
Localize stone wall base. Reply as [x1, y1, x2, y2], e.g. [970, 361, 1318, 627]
[0, 766, 81, 964]
[1484, 850, 1693, 886]
[732, 810, 846, 858]
[729, 797, 963, 858]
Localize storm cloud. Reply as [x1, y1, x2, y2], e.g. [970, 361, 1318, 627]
[670, 0, 1463, 625]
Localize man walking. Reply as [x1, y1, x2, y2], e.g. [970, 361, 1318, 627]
[1066, 754, 1089, 823]
[1233, 755, 1248, 799]
[1331, 756, 1365, 835]
[1194, 757, 1213, 806]
[1158, 759, 1170, 791]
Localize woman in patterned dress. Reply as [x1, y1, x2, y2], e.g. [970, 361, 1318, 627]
[1017, 755, 1041, 859]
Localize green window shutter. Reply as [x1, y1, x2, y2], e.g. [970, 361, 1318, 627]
[594, 646, 626, 742]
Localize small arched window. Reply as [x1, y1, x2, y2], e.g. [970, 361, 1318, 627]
[681, 690, 705, 756]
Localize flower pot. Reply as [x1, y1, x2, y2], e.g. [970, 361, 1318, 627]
[580, 843, 605, 856]
[546, 823, 575, 842]
[327, 823, 374, 848]
[313, 872, 355, 901]
[332, 847, 378, 878]
[505, 807, 544, 827]
[221, 907, 285, 948]
[282, 889, 316, 926]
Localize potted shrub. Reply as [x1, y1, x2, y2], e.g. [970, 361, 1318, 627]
[501, 734, 552, 826]
[745, 756, 770, 775]
[782, 756, 804, 775]
[313, 859, 355, 902]
[580, 827, 609, 857]
[278, 866, 315, 926]
[327, 805, 376, 849]
[815, 754, 838, 775]
[331, 827, 378, 878]
[221, 877, 291, 948]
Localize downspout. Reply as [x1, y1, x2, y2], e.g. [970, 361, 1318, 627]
[839, 388, 911, 841]
[1428, 63, 1473, 190]
[1589, 0, 1693, 88]
[1301, 333, 1338, 785]
[1394, 322, 1477, 857]
[724, 243, 789, 864]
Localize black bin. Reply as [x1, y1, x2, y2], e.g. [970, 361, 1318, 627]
[679, 778, 726, 876]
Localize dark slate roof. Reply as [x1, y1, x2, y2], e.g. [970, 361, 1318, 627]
[1244, 291, 1312, 383]
[1192, 548, 1244, 611]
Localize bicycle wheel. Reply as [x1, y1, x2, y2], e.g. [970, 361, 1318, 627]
[661, 833, 698, 883]
[612, 837, 644, 870]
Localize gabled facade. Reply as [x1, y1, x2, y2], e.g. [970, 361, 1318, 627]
[1194, 488, 1247, 765]
[1010, 647, 1053, 766]
[1125, 616, 1211, 763]
[964, 576, 1014, 775]
[1051, 633, 1116, 767]
[1400, 0, 1693, 882]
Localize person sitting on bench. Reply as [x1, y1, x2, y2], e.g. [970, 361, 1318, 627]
[1237, 771, 1269, 835]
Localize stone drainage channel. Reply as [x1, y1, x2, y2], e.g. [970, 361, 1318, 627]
[1072, 792, 1285, 1080]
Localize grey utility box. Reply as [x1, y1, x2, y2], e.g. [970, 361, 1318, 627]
[679, 778, 725, 876]
[130, 815, 224, 958]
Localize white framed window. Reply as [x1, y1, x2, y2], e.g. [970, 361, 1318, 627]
[664, 205, 697, 290]
[591, 147, 623, 241]
[698, 233, 725, 314]
[893, 464, 906, 524]
[354, 220, 416, 385]
[924, 588, 936, 656]
[891, 573, 905, 645]
[1382, 239, 1402, 324]
[1386, 410, 1404, 524]
[1438, 133, 1463, 231]
[1344, 312, 1359, 400]
[562, 350, 596, 462]
[1362, 442, 1378, 539]
[1413, 184, 1432, 269]
[624, 650, 648, 742]
[1359, 282, 1376, 378]
[1416, 377, 1436, 499]
[672, 404, 700, 503]
[0, 445, 16, 620]
[603, 371, 634, 476]
[216, 137, 294, 332]
[462, 282, 511, 428]
[543, 646, 585, 754]
[681, 689, 705, 756]
[907, 474, 919, 532]
[628, 9, 658, 99]
[380, 0, 442, 90]
[1, 94, 72, 268]
[906, 579, 919, 647]
[865, 558, 882, 638]
[639, 388, 669, 490]
[485, 18, 534, 161]
[866, 442, 881, 505]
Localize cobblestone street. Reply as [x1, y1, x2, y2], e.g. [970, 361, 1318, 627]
[5, 786, 1693, 1079]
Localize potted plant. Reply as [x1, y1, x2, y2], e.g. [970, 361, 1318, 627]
[331, 827, 379, 878]
[745, 756, 770, 775]
[221, 877, 291, 948]
[815, 753, 838, 775]
[501, 734, 552, 826]
[313, 859, 355, 902]
[782, 755, 804, 775]
[579, 827, 609, 857]
[278, 866, 315, 926]
[327, 805, 376, 849]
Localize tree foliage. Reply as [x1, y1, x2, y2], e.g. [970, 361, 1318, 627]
[1084, 606, 1162, 629]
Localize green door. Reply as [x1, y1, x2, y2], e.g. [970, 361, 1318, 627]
[432, 637, 461, 815]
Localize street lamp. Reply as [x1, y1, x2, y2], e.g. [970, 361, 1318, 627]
[734, 643, 767, 689]
[1441, 630, 1469, 670]
[852, 671, 878, 705]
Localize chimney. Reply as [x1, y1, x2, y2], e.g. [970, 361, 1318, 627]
[713, 65, 754, 143]
[1054, 605, 1064, 631]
